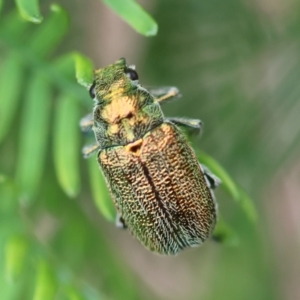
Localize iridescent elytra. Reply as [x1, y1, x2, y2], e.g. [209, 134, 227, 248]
[81, 58, 220, 255]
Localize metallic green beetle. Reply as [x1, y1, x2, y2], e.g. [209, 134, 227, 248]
[81, 58, 220, 255]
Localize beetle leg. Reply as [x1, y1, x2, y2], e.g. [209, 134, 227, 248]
[115, 212, 127, 229]
[151, 86, 180, 104]
[168, 117, 203, 135]
[200, 164, 221, 189]
[82, 144, 100, 158]
[80, 113, 93, 132]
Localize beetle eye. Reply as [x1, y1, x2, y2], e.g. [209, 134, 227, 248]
[89, 81, 96, 99]
[125, 68, 139, 81]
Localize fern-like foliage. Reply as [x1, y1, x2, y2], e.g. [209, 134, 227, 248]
[0, 1, 257, 299]
[0, 5, 146, 299]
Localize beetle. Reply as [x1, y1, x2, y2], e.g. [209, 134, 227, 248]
[80, 58, 220, 255]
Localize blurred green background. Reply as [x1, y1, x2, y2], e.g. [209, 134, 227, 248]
[0, 0, 300, 299]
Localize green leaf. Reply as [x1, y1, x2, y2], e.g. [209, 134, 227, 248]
[5, 234, 29, 282]
[102, 0, 158, 36]
[54, 54, 77, 80]
[0, 52, 24, 143]
[0, 52, 23, 143]
[33, 260, 58, 300]
[73, 52, 94, 88]
[15, 0, 43, 23]
[213, 216, 239, 246]
[234, 188, 258, 224]
[53, 94, 81, 198]
[88, 157, 116, 222]
[16, 73, 51, 202]
[63, 286, 84, 300]
[0, 175, 18, 215]
[0, 0, 3, 14]
[0, 10, 30, 40]
[29, 4, 69, 57]
[197, 150, 258, 222]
